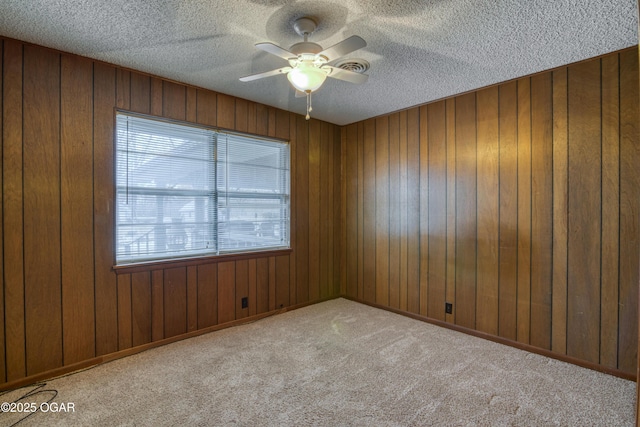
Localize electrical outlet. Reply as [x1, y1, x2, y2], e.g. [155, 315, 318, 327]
[241, 297, 248, 309]
[445, 302, 453, 314]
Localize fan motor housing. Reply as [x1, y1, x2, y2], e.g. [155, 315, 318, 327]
[289, 41, 323, 55]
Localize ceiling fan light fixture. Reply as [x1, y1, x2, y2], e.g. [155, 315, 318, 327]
[287, 63, 328, 92]
[240, 16, 368, 120]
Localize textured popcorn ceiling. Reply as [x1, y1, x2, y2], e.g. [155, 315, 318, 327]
[0, 0, 637, 125]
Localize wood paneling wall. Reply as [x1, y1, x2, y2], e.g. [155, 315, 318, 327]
[0, 38, 341, 386]
[342, 48, 640, 375]
[1, 36, 637, 387]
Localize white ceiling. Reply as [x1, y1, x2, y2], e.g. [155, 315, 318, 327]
[0, 0, 637, 125]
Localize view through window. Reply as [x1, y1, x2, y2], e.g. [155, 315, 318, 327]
[115, 113, 290, 264]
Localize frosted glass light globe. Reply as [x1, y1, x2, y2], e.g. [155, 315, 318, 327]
[287, 63, 327, 92]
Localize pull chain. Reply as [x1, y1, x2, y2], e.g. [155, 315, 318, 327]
[305, 90, 313, 120]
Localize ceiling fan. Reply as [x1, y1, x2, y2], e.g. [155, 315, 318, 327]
[240, 17, 368, 119]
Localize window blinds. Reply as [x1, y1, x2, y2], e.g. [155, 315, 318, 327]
[115, 113, 290, 264]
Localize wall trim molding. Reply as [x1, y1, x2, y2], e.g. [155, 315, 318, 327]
[1, 294, 633, 394]
[342, 296, 637, 382]
[0, 296, 338, 393]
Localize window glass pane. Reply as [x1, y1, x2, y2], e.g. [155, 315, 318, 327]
[218, 196, 289, 251]
[217, 136, 288, 193]
[116, 192, 215, 260]
[216, 132, 290, 253]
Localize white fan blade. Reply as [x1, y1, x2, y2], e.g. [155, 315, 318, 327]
[255, 42, 296, 60]
[324, 65, 368, 84]
[239, 67, 292, 82]
[318, 35, 366, 61]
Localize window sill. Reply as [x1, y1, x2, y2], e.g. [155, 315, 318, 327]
[112, 248, 293, 274]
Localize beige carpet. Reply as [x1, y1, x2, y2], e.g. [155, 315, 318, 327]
[1, 298, 635, 426]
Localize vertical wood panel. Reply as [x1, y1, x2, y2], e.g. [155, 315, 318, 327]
[376, 116, 390, 306]
[567, 60, 601, 362]
[516, 77, 532, 344]
[269, 256, 276, 311]
[530, 73, 554, 350]
[275, 109, 290, 140]
[551, 68, 569, 354]
[235, 98, 248, 132]
[93, 62, 118, 356]
[187, 266, 198, 331]
[218, 261, 236, 323]
[341, 123, 348, 298]
[475, 87, 500, 335]
[346, 124, 358, 297]
[268, 108, 276, 137]
[289, 113, 297, 304]
[23, 45, 62, 375]
[61, 54, 95, 365]
[150, 77, 162, 116]
[418, 106, 429, 315]
[276, 256, 290, 308]
[498, 81, 518, 340]
[116, 69, 130, 109]
[618, 48, 639, 373]
[162, 81, 186, 121]
[332, 125, 341, 296]
[131, 272, 152, 347]
[236, 260, 249, 319]
[164, 267, 188, 338]
[247, 101, 257, 134]
[296, 116, 309, 303]
[130, 73, 150, 114]
[357, 122, 365, 300]
[363, 119, 376, 303]
[256, 104, 269, 135]
[600, 54, 620, 368]
[444, 100, 456, 323]
[406, 109, 421, 314]
[308, 119, 321, 301]
[257, 258, 269, 314]
[319, 122, 329, 299]
[248, 259, 257, 316]
[327, 123, 336, 297]
[3, 39, 25, 381]
[117, 274, 132, 350]
[399, 111, 409, 311]
[454, 92, 477, 329]
[196, 90, 217, 126]
[427, 102, 447, 321]
[388, 113, 400, 309]
[186, 87, 197, 123]
[197, 263, 218, 328]
[151, 270, 164, 342]
[217, 93, 235, 129]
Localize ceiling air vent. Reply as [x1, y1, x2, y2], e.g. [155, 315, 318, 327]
[334, 58, 370, 74]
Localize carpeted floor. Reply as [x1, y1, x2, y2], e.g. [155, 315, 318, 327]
[1, 298, 635, 426]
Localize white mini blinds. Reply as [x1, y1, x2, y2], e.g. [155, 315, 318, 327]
[115, 113, 290, 264]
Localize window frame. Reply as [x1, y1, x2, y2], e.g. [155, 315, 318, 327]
[112, 110, 292, 271]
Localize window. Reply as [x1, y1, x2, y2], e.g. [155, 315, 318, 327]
[115, 113, 290, 264]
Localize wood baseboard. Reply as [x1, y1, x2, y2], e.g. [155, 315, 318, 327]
[0, 296, 338, 392]
[342, 295, 636, 382]
[3, 294, 631, 393]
